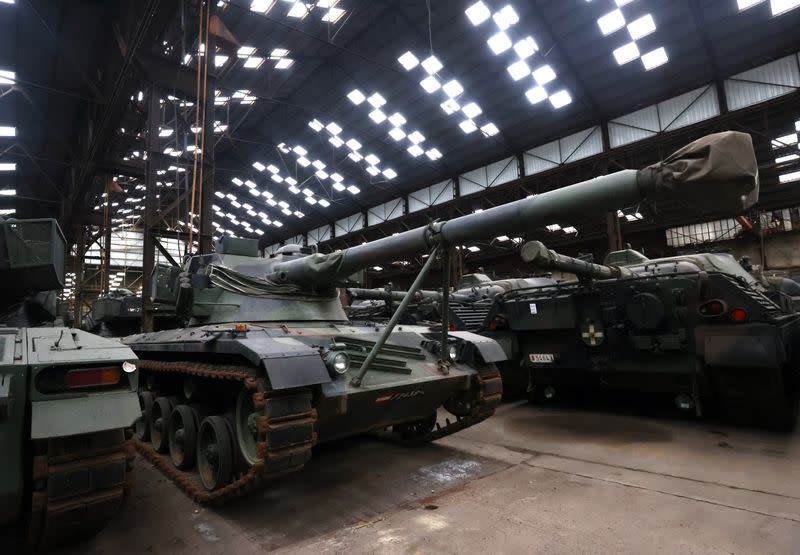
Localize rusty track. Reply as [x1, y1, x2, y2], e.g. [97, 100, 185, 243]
[133, 360, 316, 505]
[29, 437, 133, 549]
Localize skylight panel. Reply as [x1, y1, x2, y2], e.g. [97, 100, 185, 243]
[275, 58, 294, 69]
[407, 131, 425, 144]
[322, 7, 345, 22]
[421, 55, 443, 74]
[407, 144, 424, 157]
[252, 161, 266, 172]
[442, 79, 464, 98]
[285, 176, 297, 186]
[737, 0, 765, 8]
[525, 85, 547, 104]
[333, 183, 346, 192]
[243, 56, 265, 69]
[389, 127, 406, 141]
[398, 51, 420, 70]
[0, 126, 16, 136]
[238, 46, 256, 57]
[347, 185, 361, 195]
[312, 159, 327, 170]
[365, 153, 381, 165]
[0, 70, 15, 85]
[513, 36, 538, 59]
[441, 99, 461, 115]
[330, 172, 343, 182]
[286, 2, 308, 18]
[367, 92, 386, 108]
[426, 148, 443, 160]
[388, 112, 406, 127]
[627, 14, 656, 40]
[267, 164, 279, 173]
[318, 199, 331, 207]
[598, 9, 626, 35]
[347, 89, 366, 105]
[462, 102, 482, 118]
[532, 65, 556, 85]
[507, 59, 530, 81]
[366, 166, 380, 176]
[346, 138, 361, 150]
[369, 109, 387, 123]
[615, 0, 635, 6]
[215, 55, 229, 67]
[348, 152, 363, 162]
[465, 2, 491, 25]
[271, 174, 284, 183]
[297, 156, 310, 167]
[493, 5, 520, 31]
[487, 31, 512, 54]
[383, 168, 397, 179]
[613, 42, 640, 65]
[459, 119, 478, 134]
[771, 0, 800, 15]
[293, 145, 308, 156]
[329, 136, 344, 148]
[250, 0, 275, 14]
[420, 75, 441, 93]
[308, 119, 323, 131]
[325, 122, 342, 135]
[549, 90, 572, 109]
[481, 123, 499, 137]
[641, 47, 668, 70]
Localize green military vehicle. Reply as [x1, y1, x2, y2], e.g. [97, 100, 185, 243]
[82, 289, 143, 337]
[0, 218, 140, 548]
[123, 131, 758, 502]
[481, 239, 800, 426]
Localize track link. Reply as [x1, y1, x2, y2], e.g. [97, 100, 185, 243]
[133, 360, 317, 505]
[29, 434, 133, 549]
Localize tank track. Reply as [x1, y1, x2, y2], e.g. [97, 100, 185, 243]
[381, 363, 503, 446]
[29, 434, 134, 549]
[133, 360, 317, 506]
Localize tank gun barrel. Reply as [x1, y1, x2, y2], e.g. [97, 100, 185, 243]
[269, 132, 758, 286]
[521, 241, 636, 279]
[347, 287, 475, 305]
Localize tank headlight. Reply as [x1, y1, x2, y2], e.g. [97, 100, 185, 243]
[326, 351, 350, 375]
[122, 361, 137, 373]
[448, 344, 458, 361]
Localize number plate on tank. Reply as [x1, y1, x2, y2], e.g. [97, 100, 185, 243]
[529, 353, 554, 363]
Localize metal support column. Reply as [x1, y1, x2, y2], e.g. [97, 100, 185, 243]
[102, 201, 112, 295]
[605, 211, 623, 253]
[142, 82, 162, 332]
[72, 226, 86, 325]
[198, 0, 217, 254]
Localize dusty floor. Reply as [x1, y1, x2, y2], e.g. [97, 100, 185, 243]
[57, 398, 800, 554]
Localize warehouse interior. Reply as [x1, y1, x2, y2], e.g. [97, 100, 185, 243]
[2, 0, 800, 553]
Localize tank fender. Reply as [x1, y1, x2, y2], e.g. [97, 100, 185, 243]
[448, 330, 507, 363]
[696, 324, 788, 369]
[260, 353, 332, 390]
[30, 391, 141, 439]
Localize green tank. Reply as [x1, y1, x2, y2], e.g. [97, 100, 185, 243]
[82, 289, 143, 337]
[482, 238, 800, 426]
[123, 131, 759, 502]
[0, 218, 140, 549]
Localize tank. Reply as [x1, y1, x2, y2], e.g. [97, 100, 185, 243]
[482, 238, 800, 426]
[82, 289, 143, 337]
[123, 131, 760, 502]
[0, 218, 140, 549]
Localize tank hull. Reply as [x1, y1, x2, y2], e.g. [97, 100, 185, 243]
[124, 323, 503, 503]
[0, 326, 139, 548]
[486, 270, 800, 426]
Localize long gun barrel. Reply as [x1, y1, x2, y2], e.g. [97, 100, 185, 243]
[520, 241, 637, 279]
[268, 132, 758, 285]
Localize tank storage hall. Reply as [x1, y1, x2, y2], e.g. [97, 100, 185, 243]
[2, 1, 800, 553]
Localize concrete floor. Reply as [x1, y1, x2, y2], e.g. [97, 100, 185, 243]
[58, 399, 800, 554]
